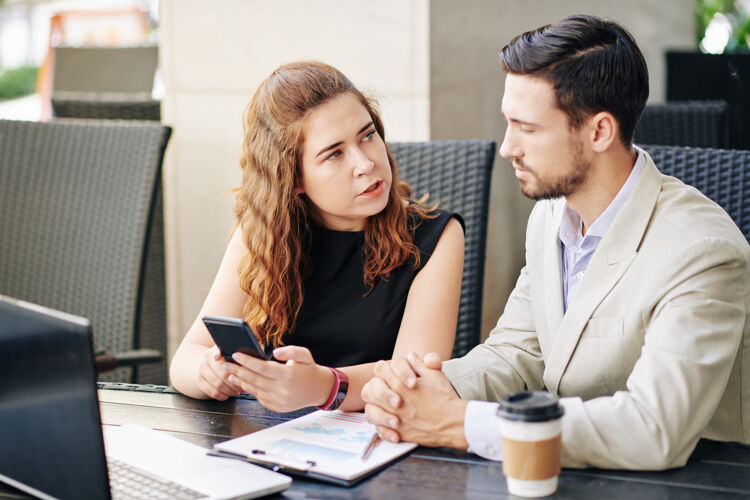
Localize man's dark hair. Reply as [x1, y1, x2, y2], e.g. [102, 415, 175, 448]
[500, 14, 648, 146]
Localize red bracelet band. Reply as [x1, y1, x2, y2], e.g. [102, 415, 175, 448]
[317, 367, 349, 411]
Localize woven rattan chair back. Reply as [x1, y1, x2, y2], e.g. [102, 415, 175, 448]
[635, 100, 730, 148]
[52, 93, 161, 121]
[643, 144, 750, 243]
[0, 119, 171, 383]
[53, 46, 158, 94]
[51, 46, 160, 121]
[50, 82, 164, 383]
[389, 140, 496, 357]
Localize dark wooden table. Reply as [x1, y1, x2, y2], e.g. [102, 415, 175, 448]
[5, 384, 749, 499]
[99, 384, 750, 499]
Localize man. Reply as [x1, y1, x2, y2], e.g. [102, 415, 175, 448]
[362, 14, 750, 470]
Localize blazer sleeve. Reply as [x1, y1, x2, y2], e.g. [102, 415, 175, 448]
[559, 236, 748, 470]
[442, 205, 546, 401]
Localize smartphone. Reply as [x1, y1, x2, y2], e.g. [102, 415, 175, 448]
[202, 315, 269, 362]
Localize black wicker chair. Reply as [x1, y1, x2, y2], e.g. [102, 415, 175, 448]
[389, 140, 496, 357]
[642, 144, 750, 243]
[635, 100, 730, 148]
[52, 46, 158, 93]
[0, 119, 171, 383]
[50, 86, 165, 386]
[51, 46, 161, 122]
[52, 91, 161, 121]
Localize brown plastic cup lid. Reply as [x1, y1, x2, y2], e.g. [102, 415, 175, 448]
[497, 391, 564, 422]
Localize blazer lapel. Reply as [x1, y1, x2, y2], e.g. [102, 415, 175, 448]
[544, 157, 664, 394]
[543, 200, 565, 351]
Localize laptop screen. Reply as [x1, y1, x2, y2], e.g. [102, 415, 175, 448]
[0, 295, 111, 500]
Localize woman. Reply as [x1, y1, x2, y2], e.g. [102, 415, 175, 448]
[170, 60, 464, 413]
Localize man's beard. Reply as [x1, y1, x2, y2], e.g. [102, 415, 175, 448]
[516, 142, 590, 201]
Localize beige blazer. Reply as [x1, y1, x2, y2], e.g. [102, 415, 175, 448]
[443, 155, 750, 469]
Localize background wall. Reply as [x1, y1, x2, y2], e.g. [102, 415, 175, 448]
[159, 0, 694, 363]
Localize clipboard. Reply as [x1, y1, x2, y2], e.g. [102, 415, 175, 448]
[210, 410, 417, 487]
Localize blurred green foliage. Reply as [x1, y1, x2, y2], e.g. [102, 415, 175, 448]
[697, 0, 750, 52]
[0, 65, 38, 100]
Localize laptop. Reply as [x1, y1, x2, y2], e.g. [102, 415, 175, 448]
[0, 295, 291, 500]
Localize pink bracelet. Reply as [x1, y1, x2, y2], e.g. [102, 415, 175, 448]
[316, 367, 349, 411]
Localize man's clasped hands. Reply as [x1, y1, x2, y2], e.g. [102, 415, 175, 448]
[362, 352, 469, 450]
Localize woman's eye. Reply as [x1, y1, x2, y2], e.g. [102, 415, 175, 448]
[326, 150, 341, 161]
[363, 130, 375, 141]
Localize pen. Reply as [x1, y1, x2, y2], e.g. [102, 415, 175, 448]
[361, 433, 381, 460]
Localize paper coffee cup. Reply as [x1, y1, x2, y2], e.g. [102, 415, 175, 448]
[497, 391, 564, 498]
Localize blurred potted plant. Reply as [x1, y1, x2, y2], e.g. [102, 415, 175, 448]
[697, 0, 750, 53]
[0, 0, 39, 102]
[667, 0, 750, 149]
[0, 65, 38, 100]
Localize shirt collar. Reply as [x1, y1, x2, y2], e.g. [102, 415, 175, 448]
[558, 147, 647, 248]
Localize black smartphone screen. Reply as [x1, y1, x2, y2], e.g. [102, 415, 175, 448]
[202, 315, 268, 361]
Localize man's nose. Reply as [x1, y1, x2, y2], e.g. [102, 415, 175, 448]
[499, 128, 519, 159]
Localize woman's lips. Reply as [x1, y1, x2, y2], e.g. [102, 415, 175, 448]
[359, 180, 384, 197]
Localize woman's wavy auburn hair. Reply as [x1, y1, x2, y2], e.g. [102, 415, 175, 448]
[234, 60, 433, 347]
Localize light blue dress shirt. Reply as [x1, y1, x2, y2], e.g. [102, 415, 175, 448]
[462, 147, 647, 461]
[560, 149, 647, 310]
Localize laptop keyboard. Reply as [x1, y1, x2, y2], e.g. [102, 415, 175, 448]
[107, 457, 205, 499]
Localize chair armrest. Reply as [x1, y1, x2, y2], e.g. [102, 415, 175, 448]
[95, 349, 163, 373]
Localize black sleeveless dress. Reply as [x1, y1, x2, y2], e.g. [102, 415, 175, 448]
[288, 210, 461, 367]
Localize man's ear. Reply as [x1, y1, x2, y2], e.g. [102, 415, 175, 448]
[587, 111, 618, 153]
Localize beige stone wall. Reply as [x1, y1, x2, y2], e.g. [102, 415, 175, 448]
[160, 0, 694, 363]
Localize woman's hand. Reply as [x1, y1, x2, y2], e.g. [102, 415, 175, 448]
[196, 345, 242, 400]
[225, 345, 335, 413]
